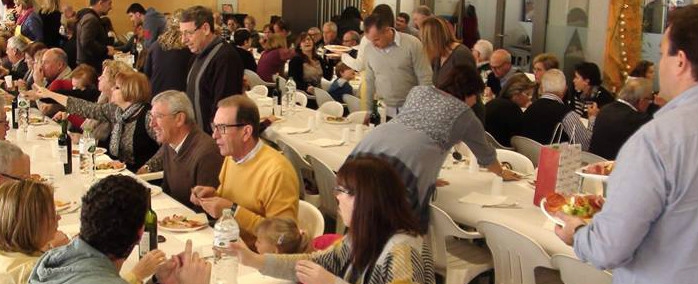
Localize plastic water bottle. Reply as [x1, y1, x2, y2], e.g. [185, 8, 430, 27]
[79, 129, 96, 179]
[212, 209, 239, 284]
[285, 78, 296, 112]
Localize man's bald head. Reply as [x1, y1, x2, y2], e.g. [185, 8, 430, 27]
[42, 48, 69, 81]
[490, 49, 512, 78]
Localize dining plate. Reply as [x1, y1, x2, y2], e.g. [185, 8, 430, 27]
[54, 199, 71, 211]
[95, 161, 126, 174]
[575, 161, 614, 182]
[323, 45, 352, 53]
[324, 116, 350, 124]
[540, 198, 565, 226]
[158, 214, 208, 232]
[29, 118, 49, 125]
[37, 131, 61, 140]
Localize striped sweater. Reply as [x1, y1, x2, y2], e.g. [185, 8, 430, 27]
[261, 234, 435, 284]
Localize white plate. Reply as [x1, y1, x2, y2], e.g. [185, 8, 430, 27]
[29, 119, 49, 126]
[324, 117, 350, 124]
[158, 215, 208, 232]
[95, 163, 127, 174]
[575, 161, 614, 182]
[54, 200, 71, 211]
[37, 132, 61, 140]
[540, 198, 565, 226]
[323, 45, 352, 53]
[57, 201, 81, 215]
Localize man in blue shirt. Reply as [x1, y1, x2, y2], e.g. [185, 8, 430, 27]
[556, 5, 698, 283]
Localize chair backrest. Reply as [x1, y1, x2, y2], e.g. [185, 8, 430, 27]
[510, 135, 543, 167]
[346, 111, 367, 124]
[315, 88, 335, 107]
[308, 155, 338, 218]
[496, 149, 535, 175]
[429, 204, 484, 272]
[320, 78, 332, 91]
[343, 94, 362, 113]
[318, 101, 344, 117]
[277, 139, 310, 198]
[486, 131, 514, 150]
[551, 254, 612, 284]
[477, 221, 554, 284]
[295, 91, 308, 108]
[245, 69, 273, 87]
[248, 85, 268, 98]
[276, 76, 287, 92]
[581, 151, 607, 166]
[298, 200, 325, 239]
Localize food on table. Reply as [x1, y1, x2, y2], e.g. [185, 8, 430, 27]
[325, 116, 346, 122]
[95, 161, 125, 170]
[54, 199, 70, 209]
[29, 117, 46, 124]
[159, 214, 205, 229]
[38, 131, 61, 139]
[28, 174, 47, 183]
[544, 193, 604, 219]
[323, 44, 352, 53]
[583, 161, 615, 176]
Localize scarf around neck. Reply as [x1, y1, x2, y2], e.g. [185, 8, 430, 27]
[109, 103, 145, 157]
[16, 8, 34, 25]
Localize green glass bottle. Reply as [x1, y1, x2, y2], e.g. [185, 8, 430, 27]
[57, 119, 72, 174]
[139, 194, 158, 258]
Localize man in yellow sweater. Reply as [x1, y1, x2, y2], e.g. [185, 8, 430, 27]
[191, 95, 299, 247]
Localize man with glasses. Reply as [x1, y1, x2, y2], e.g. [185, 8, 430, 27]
[588, 78, 653, 160]
[76, 0, 116, 73]
[0, 141, 30, 185]
[138, 91, 223, 210]
[341, 30, 360, 58]
[179, 5, 243, 134]
[485, 49, 519, 98]
[190, 95, 298, 248]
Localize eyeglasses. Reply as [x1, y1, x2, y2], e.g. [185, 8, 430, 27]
[147, 111, 180, 120]
[0, 172, 22, 181]
[333, 185, 353, 195]
[181, 24, 203, 38]
[210, 122, 247, 134]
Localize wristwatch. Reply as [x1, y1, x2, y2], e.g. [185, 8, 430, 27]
[230, 203, 239, 216]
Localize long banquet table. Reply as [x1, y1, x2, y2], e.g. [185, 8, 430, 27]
[261, 106, 576, 257]
[4, 109, 292, 284]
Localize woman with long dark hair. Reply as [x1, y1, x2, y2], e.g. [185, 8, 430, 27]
[288, 32, 332, 96]
[229, 157, 434, 284]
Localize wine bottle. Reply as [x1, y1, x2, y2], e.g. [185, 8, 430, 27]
[369, 100, 381, 126]
[11, 95, 18, 129]
[58, 119, 72, 174]
[271, 77, 282, 116]
[139, 194, 158, 258]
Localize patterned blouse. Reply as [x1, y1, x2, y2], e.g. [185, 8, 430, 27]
[66, 97, 158, 169]
[261, 234, 434, 284]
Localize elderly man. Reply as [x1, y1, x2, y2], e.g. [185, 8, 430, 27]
[521, 69, 593, 150]
[472, 39, 493, 78]
[308, 27, 322, 45]
[0, 141, 30, 184]
[411, 5, 432, 31]
[125, 3, 166, 50]
[486, 49, 519, 97]
[139, 91, 223, 210]
[588, 78, 653, 160]
[362, 13, 432, 118]
[76, 0, 116, 73]
[555, 5, 698, 283]
[36, 48, 73, 117]
[341, 30, 360, 58]
[191, 96, 298, 247]
[0, 36, 29, 80]
[180, 6, 243, 134]
[320, 21, 341, 48]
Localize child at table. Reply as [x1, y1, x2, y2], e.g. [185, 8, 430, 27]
[327, 62, 356, 103]
[255, 218, 312, 254]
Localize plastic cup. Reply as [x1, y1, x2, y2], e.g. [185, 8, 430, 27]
[4, 75, 12, 88]
[353, 124, 363, 142]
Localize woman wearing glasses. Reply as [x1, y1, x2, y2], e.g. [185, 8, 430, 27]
[0, 180, 69, 284]
[229, 157, 434, 284]
[27, 72, 158, 172]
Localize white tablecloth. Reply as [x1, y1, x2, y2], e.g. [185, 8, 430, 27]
[4, 109, 292, 284]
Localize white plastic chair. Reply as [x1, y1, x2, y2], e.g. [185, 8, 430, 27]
[276, 139, 315, 202]
[245, 69, 274, 87]
[320, 78, 332, 91]
[343, 94, 361, 113]
[318, 101, 344, 117]
[346, 111, 367, 124]
[477, 221, 555, 284]
[429, 204, 493, 284]
[486, 131, 514, 150]
[308, 155, 345, 234]
[551, 254, 612, 284]
[249, 85, 268, 97]
[295, 91, 308, 108]
[581, 151, 607, 166]
[315, 88, 335, 107]
[496, 149, 535, 175]
[510, 135, 543, 167]
[298, 200, 325, 239]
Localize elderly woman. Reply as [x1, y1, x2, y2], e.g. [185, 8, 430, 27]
[531, 53, 559, 101]
[14, 0, 44, 42]
[231, 157, 434, 284]
[256, 33, 295, 82]
[29, 72, 159, 172]
[485, 73, 537, 147]
[0, 180, 68, 284]
[288, 32, 331, 96]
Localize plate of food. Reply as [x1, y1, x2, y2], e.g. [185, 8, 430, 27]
[158, 214, 208, 232]
[323, 45, 353, 53]
[38, 131, 61, 140]
[29, 117, 48, 125]
[540, 193, 604, 226]
[324, 116, 350, 124]
[576, 161, 615, 182]
[74, 147, 108, 157]
[95, 161, 126, 173]
[28, 173, 48, 183]
[54, 199, 71, 212]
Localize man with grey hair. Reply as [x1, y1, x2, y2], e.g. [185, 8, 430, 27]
[36, 48, 73, 117]
[589, 78, 653, 159]
[320, 21, 340, 48]
[308, 27, 322, 45]
[341, 30, 360, 58]
[472, 39, 494, 77]
[521, 69, 594, 150]
[411, 5, 432, 30]
[139, 90, 223, 210]
[486, 49, 519, 97]
[0, 36, 29, 80]
[0, 141, 30, 184]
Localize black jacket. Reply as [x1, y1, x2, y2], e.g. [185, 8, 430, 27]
[521, 97, 571, 145]
[485, 97, 523, 147]
[589, 101, 651, 160]
[76, 8, 110, 73]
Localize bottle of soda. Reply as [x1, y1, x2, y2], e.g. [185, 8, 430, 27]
[212, 208, 240, 284]
[139, 194, 158, 258]
[369, 100, 381, 126]
[57, 120, 72, 175]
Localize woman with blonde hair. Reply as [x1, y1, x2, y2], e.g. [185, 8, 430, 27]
[0, 180, 68, 284]
[14, 0, 44, 42]
[144, 9, 193, 94]
[29, 71, 159, 172]
[255, 218, 312, 254]
[256, 33, 295, 82]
